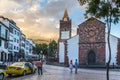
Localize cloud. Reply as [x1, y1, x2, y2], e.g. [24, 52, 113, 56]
[0, 0, 86, 40]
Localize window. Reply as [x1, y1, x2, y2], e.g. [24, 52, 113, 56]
[22, 37, 25, 41]
[15, 30, 16, 34]
[26, 47, 28, 50]
[14, 38, 16, 42]
[22, 43, 25, 47]
[9, 26, 13, 33]
[4, 41, 8, 48]
[5, 29, 8, 40]
[14, 46, 16, 49]
[9, 44, 13, 50]
[17, 39, 19, 43]
[0, 25, 1, 36]
[17, 47, 19, 50]
[0, 40, 1, 46]
[17, 32, 19, 36]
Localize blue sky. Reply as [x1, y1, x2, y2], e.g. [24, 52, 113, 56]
[0, 0, 120, 40]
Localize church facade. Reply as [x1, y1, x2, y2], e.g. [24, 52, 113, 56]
[77, 18, 106, 66]
[58, 10, 120, 66]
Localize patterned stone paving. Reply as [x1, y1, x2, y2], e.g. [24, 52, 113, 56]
[7, 64, 120, 80]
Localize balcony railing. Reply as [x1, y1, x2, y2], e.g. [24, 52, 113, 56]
[0, 33, 5, 38]
[0, 33, 9, 40]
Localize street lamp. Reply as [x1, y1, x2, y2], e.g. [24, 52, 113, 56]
[40, 50, 43, 60]
[47, 45, 49, 62]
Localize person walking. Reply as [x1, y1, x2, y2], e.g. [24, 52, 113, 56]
[69, 60, 73, 73]
[36, 59, 43, 75]
[74, 59, 78, 74]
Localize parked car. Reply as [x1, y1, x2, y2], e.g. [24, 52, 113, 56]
[0, 69, 7, 80]
[6, 62, 36, 76]
[0, 61, 7, 70]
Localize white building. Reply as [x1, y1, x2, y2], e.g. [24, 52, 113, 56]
[8, 20, 21, 61]
[25, 39, 36, 60]
[105, 33, 119, 65]
[0, 17, 9, 61]
[0, 16, 36, 62]
[67, 35, 79, 64]
[25, 39, 29, 56]
[20, 33, 26, 54]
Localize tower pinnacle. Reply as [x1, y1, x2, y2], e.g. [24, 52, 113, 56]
[62, 9, 69, 21]
[63, 9, 68, 18]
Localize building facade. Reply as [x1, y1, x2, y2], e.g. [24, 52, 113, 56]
[0, 16, 36, 62]
[20, 33, 26, 54]
[9, 20, 21, 61]
[0, 18, 9, 61]
[77, 18, 106, 66]
[25, 39, 36, 60]
[58, 10, 120, 66]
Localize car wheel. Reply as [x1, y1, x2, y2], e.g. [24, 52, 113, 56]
[23, 71, 26, 76]
[0, 74, 4, 80]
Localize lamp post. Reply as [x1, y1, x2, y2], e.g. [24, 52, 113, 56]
[47, 45, 49, 62]
[40, 50, 43, 60]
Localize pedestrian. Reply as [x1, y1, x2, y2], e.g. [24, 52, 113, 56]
[36, 59, 43, 75]
[74, 59, 78, 74]
[69, 60, 73, 73]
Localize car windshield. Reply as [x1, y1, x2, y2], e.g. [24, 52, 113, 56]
[11, 62, 25, 67]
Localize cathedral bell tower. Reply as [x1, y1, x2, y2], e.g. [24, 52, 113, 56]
[58, 9, 71, 65]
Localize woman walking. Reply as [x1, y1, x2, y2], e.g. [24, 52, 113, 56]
[69, 60, 73, 73]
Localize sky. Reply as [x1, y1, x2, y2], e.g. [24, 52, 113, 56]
[0, 0, 120, 41]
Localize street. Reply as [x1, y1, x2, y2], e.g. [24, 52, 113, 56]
[5, 64, 120, 80]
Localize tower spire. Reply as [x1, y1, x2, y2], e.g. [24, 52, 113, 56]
[62, 9, 69, 21]
[63, 9, 68, 18]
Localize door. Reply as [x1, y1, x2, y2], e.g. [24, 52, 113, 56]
[24, 63, 31, 74]
[88, 50, 96, 65]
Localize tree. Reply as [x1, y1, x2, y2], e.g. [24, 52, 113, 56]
[40, 43, 48, 55]
[33, 44, 41, 54]
[49, 40, 57, 57]
[78, 0, 120, 80]
[33, 43, 48, 55]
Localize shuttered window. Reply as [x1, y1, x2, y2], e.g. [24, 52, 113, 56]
[0, 25, 1, 37]
[0, 40, 1, 46]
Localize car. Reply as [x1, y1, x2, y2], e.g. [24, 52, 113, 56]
[0, 61, 7, 70]
[6, 62, 36, 76]
[0, 69, 7, 80]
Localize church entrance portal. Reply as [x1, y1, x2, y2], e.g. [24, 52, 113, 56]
[88, 50, 96, 65]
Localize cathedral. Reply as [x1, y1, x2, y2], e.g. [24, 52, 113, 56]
[58, 9, 120, 67]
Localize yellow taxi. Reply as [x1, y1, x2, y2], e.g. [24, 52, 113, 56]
[0, 69, 6, 80]
[6, 62, 36, 76]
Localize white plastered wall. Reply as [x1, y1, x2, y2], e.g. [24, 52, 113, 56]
[106, 33, 118, 65]
[59, 42, 65, 63]
[67, 35, 79, 65]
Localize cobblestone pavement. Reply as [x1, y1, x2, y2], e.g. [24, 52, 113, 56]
[7, 64, 120, 80]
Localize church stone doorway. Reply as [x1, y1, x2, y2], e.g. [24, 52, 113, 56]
[88, 50, 96, 65]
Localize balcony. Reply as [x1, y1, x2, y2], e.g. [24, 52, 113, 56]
[0, 34, 5, 38]
[0, 33, 9, 41]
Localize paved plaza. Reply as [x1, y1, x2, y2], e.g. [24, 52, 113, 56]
[7, 64, 120, 80]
